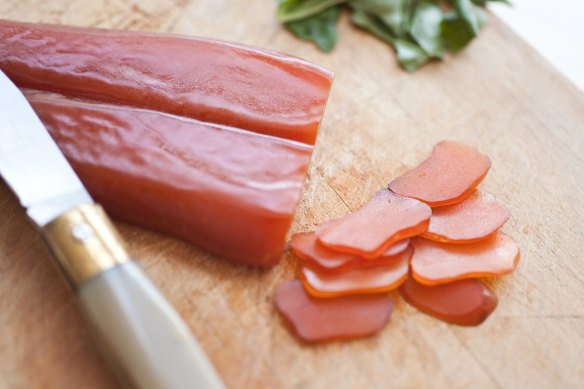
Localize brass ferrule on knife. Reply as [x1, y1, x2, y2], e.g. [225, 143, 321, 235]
[41, 204, 130, 287]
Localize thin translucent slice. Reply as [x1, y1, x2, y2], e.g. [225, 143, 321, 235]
[383, 239, 410, 256]
[423, 190, 511, 244]
[389, 141, 492, 207]
[298, 247, 412, 297]
[315, 189, 431, 258]
[290, 231, 410, 272]
[411, 234, 520, 285]
[399, 276, 498, 326]
[275, 280, 393, 342]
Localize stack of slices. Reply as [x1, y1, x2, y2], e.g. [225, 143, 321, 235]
[275, 141, 520, 342]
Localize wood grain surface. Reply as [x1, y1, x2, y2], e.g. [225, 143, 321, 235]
[1, 1, 583, 388]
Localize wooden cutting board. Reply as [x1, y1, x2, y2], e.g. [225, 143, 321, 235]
[1, 1, 583, 388]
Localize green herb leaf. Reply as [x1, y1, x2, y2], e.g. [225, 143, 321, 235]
[286, 6, 341, 52]
[278, 0, 349, 22]
[351, 9, 429, 72]
[277, 0, 510, 72]
[475, 6, 488, 28]
[471, 0, 511, 6]
[440, 13, 473, 52]
[409, 1, 444, 58]
[454, 0, 481, 35]
[350, 9, 395, 44]
[349, 0, 410, 37]
[392, 38, 431, 72]
[440, 1, 488, 53]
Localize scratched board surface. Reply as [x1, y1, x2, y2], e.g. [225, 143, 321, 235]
[1, 1, 583, 388]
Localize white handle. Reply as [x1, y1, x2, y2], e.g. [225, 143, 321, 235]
[77, 261, 224, 389]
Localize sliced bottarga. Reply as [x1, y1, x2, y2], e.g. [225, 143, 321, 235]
[290, 231, 410, 272]
[27, 90, 312, 267]
[0, 20, 333, 145]
[1, 20, 334, 267]
[275, 281, 393, 342]
[423, 190, 511, 244]
[399, 276, 498, 326]
[298, 246, 411, 297]
[389, 141, 492, 207]
[316, 190, 431, 258]
[411, 234, 520, 285]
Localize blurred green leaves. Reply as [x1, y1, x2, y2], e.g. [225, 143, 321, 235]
[410, 2, 444, 58]
[277, 0, 508, 71]
[286, 6, 341, 52]
[278, 0, 349, 22]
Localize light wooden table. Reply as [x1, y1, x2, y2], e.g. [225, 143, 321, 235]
[1, 1, 583, 388]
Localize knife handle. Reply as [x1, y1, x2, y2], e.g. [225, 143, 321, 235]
[41, 204, 224, 389]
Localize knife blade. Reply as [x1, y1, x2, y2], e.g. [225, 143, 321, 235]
[0, 70, 224, 389]
[0, 74, 91, 226]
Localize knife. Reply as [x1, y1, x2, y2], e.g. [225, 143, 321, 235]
[0, 71, 224, 389]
